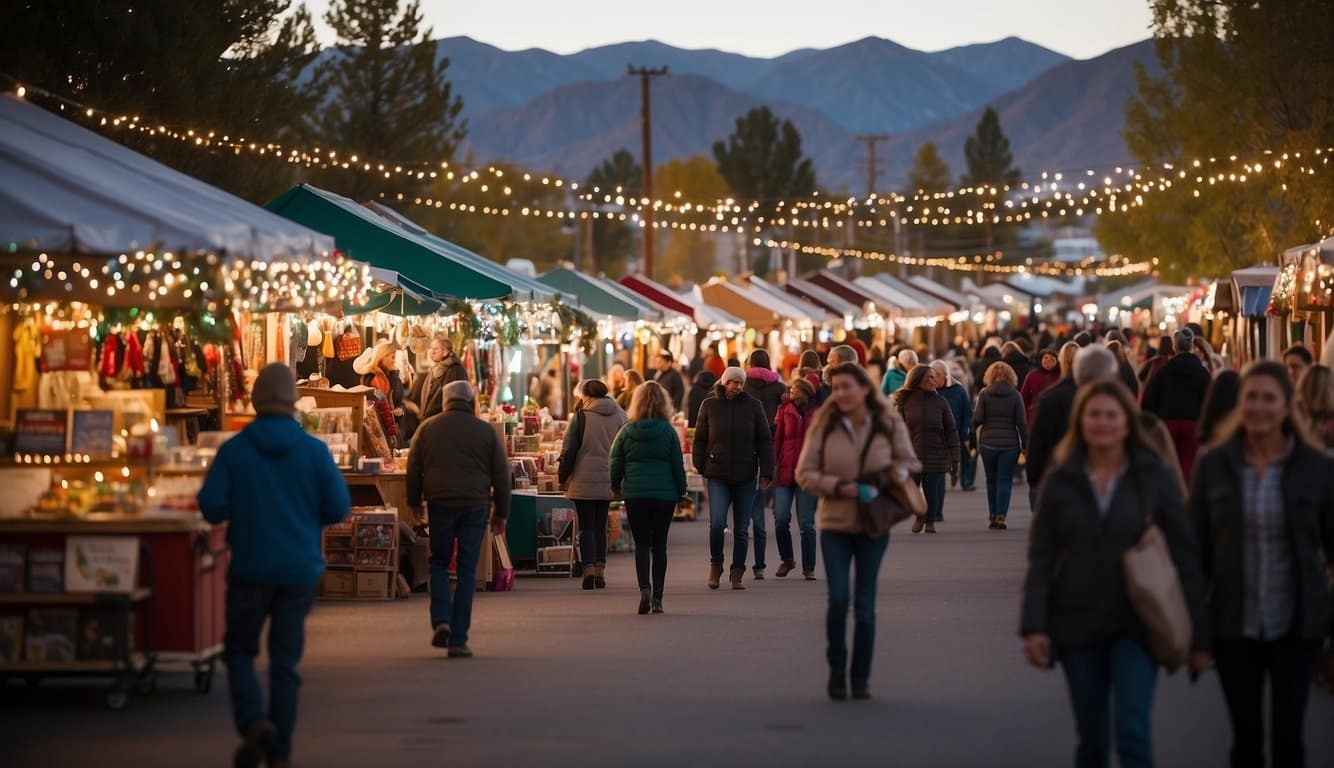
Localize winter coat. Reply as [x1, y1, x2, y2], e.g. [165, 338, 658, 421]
[1118, 360, 1140, 397]
[199, 415, 351, 584]
[1141, 353, 1211, 422]
[936, 382, 973, 446]
[609, 418, 687, 502]
[687, 371, 716, 428]
[796, 406, 921, 533]
[880, 365, 907, 395]
[558, 397, 628, 500]
[1003, 351, 1035, 391]
[774, 397, 819, 487]
[744, 366, 787, 429]
[406, 400, 512, 519]
[654, 367, 686, 413]
[1188, 436, 1334, 649]
[404, 354, 467, 426]
[972, 348, 1002, 396]
[1026, 377, 1078, 489]
[1020, 449, 1207, 651]
[1019, 366, 1061, 424]
[974, 382, 1029, 451]
[691, 386, 776, 483]
[897, 389, 961, 474]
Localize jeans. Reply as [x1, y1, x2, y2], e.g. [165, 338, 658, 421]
[980, 445, 1021, 520]
[625, 499, 675, 598]
[223, 581, 317, 759]
[750, 486, 772, 570]
[707, 478, 757, 571]
[1059, 635, 1159, 768]
[914, 472, 947, 523]
[773, 484, 818, 571]
[821, 531, 889, 684]
[1214, 633, 1322, 768]
[574, 499, 610, 566]
[428, 503, 489, 645]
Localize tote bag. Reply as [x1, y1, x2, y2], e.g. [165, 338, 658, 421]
[1123, 522, 1191, 671]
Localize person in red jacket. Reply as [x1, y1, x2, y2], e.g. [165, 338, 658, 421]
[772, 374, 822, 578]
[1019, 348, 1061, 425]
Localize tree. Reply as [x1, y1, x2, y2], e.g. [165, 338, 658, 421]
[1095, 0, 1334, 281]
[0, 0, 322, 202]
[962, 107, 1021, 188]
[654, 155, 731, 284]
[906, 142, 953, 194]
[712, 107, 817, 275]
[584, 149, 643, 276]
[313, 0, 465, 201]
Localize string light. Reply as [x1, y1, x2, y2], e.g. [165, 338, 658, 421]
[756, 238, 1156, 277]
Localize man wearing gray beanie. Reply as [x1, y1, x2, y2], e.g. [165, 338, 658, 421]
[199, 363, 351, 767]
[406, 377, 510, 658]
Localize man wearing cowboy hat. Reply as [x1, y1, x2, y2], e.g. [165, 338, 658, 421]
[403, 335, 467, 440]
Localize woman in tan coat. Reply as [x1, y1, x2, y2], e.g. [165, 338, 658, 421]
[797, 363, 920, 701]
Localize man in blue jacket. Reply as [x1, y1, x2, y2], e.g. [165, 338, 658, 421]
[199, 363, 350, 768]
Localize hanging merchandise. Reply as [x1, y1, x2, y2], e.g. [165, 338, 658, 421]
[289, 316, 309, 366]
[12, 318, 41, 392]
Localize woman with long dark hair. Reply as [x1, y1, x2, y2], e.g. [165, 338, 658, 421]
[1196, 370, 1241, 446]
[894, 365, 959, 534]
[609, 381, 686, 614]
[1188, 361, 1334, 767]
[797, 363, 920, 700]
[1021, 380, 1206, 767]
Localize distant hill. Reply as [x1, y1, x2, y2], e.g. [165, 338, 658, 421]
[565, 40, 777, 92]
[929, 36, 1072, 95]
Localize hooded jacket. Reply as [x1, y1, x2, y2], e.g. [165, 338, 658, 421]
[744, 366, 786, 429]
[974, 382, 1029, 451]
[1141, 353, 1211, 422]
[1019, 365, 1061, 424]
[406, 400, 512, 519]
[559, 396, 629, 500]
[692, 385, 775, 483]
[1021, 449, 1206, 651]
[609, 418, 687, 502]
[880, 365, 907, 395]
[897, 388, 961, 474]
[774, 396, 819, 487]
[199, 416, 351, 584]
[687, 371, 716, 428]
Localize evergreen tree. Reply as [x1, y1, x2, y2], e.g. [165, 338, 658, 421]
[584, 149, 643, 276]
[313, 0, 465, 201]
[961, 107, 1021, 188]
[0, 0, 322, 203]
[906, 141, 953, 194]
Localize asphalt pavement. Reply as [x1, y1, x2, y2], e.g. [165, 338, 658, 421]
[3, 483, 1331, 767]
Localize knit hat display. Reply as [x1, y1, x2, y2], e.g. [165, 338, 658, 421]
[252, 363, 299, 416]
[720, 366, 746, 385]
[443, 380, 474, 404]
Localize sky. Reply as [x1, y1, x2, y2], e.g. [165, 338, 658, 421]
[305, 0, 1155, 61]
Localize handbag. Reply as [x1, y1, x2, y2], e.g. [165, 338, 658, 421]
[855, 419, 925, 538]
[1123, 515, 1192, 671]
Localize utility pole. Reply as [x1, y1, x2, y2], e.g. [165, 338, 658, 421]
[627, 65, 668, 279]
[854, 133, 890, 278]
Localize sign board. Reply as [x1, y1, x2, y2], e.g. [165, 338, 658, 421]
[40, 327, 93, 372]
[68, 410, 116, 459]
[65, 536, 139, 594]
[14, 409, 68, 456]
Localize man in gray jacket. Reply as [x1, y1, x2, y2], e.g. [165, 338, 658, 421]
[406, 381, 510, 658]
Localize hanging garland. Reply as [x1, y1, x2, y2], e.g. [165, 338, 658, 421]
[554, 301, 598, 355]
[498, 303, 523, 348]
[96, 306, 234, 344]
[443, 298, 481, 350]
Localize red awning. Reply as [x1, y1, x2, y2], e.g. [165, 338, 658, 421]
[620, 274, 696, 317]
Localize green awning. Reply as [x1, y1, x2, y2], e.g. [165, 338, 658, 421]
[343, 268, 441, 316]
[266, 184, 513, 300]
[539, 267, 655, 321]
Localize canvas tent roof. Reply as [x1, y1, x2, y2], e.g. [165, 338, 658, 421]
[783, 278, 863, 319]
[697, 281, 789, 330]
[539, 267, 656, 321]
[873, 273, 955, 314]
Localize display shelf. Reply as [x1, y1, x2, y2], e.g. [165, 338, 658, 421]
[0, 588, 151, 606]
[0, 518, 210, 534]
[0, 655, 150, 674]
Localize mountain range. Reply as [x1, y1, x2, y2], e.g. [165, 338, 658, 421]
[318, 35, 1159, 191]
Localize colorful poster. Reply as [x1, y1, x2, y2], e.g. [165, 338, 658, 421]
[14, 410, 68, 456]
[68, 410, 115, 459]
[64, 536, 139, 594]
[40, 327, 93, 372]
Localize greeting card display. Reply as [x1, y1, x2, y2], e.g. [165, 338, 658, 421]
[69, 410, 116, 459]
[64, 536, 139, 594]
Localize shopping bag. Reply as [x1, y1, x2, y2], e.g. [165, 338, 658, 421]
[1123, 524, 1191, 670]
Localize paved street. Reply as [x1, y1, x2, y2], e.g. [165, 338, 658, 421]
[3, 485, 1332, 767]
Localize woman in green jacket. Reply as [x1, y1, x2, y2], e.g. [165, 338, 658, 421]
[610, 380, 688, 615]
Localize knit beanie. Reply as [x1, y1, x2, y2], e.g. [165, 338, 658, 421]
[443, 380, 474, 404]
[252, 363, 298, 417]
[720, 366, 746, 385]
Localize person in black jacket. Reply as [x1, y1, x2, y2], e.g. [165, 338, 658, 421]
[1025, 342, 1080, 508]
[1001, 341, 1034, 391]
[686, 370, 716, 428]
[894, 365, 959, 533]
[973, 361, 1028, 530]
[1021, 380, 1206, 768]
[693, 367, 775, 590]
[1187, 361, 1334, 768]
[1141, 330, 1212, 484]
[652, 350, 686, 414]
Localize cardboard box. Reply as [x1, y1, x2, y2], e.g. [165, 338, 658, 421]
[356, 571, 389, 598]
[322, 571, 356, 597]
[537, 545, 574, 564]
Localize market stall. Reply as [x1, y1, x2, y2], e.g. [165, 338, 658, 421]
[1229, 266, 1282, 366]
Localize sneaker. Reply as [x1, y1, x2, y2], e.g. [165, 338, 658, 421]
[752, 567, 765, 581]
[234, 720, 277, 768]
[447, 645, 474, 659]
[775, 561, 796, 578]
[431, 623, 452, 649]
